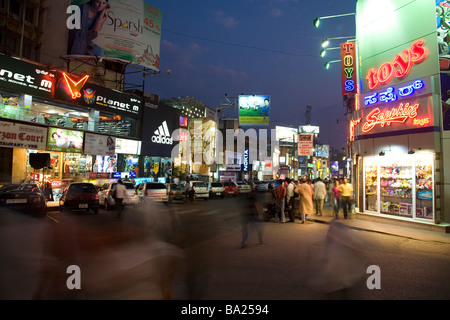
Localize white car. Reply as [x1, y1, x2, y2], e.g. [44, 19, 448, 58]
[256, 181, 270, 192]
[189, 181, 209, 200]
[98, 182, 139, 210]
[236, 182, 252, 194]
[136, 182, 169, 203]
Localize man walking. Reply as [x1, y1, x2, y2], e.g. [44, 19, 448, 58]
[273, 180, 287, 223]
[340, 178, 354, 219]
[115, 179, 129, 220]
[314, 177, 327, 216]
[295, 177, 314, 223]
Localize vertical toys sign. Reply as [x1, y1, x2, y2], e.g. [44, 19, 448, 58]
[340, 42, 357, 96]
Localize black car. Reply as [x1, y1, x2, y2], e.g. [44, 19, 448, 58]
[59, 182, 99, 214]
[0, 183, 47, 218]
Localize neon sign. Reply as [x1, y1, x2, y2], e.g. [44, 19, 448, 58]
[364, 80, 424, 106]
[62, 72, 89, 99]
[362, 102, 419, 132]
[349, 118, 361, 141]
[340, 42, 357, 95]
[366, 40, 428, 91]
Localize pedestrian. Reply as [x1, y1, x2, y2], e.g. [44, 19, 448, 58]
[241, 193, 264, 248]
[286, 178, 296, 222]
[295, 176, 314, 224]
[340, 178, 354, 219]
[115, 179, 129, 220]
[314, 177, 327, 216]
[273, 180, 286, 223]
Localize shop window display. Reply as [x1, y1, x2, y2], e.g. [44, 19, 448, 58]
[364, 157, 378, 212]
[415, 154, 434, 220]
[379, 157, 413, 217]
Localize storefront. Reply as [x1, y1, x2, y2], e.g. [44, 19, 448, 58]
[0, 54, 143, 193]
[350, 0, 447, 225]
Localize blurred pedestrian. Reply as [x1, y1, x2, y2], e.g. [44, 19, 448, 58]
[295, 176, 314, 223]
[286, 178, 296, 222]
[115, 179, 128, 220]
[340, 178, 354, 219]
[311, 219, 366, 299]
[332, 180, 341, 218]
[313, 177, 327, 216]
[241, 193, 264, 248]
[273, 180, 286, 223]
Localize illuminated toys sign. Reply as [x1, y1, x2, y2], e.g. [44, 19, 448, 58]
[366, 39, 428, 91]
[340, 42, 357, 95]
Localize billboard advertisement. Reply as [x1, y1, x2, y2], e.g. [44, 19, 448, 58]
[47, 127, 84, 153]
[238, 95, 270, 126]
[275, 126, 298, 143]
[84, 133, 116, 156]
[67, 0, 162, 71]
[298, 125, 320, 135]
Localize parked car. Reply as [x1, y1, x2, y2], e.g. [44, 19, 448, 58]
[209, 182, 225, 198]
[59, 182, 99, 214]
[236, 181, 252, 194]
[168, 183, 188, 202]
[98, 181, 139, 210]
[222, 180, 238, 197]
[136, 182, 169, 203]
[189, 181, 209, 200]
[0, 183, 47, 218]
[256, 181, 270, 192]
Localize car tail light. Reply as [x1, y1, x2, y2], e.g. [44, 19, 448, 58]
[30, 195, 41, 203]
[95, 193, 99, 200]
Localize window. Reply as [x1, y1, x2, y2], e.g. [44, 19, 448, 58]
[9, 0, 21, 16]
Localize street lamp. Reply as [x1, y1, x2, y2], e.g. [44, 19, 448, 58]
[324, 60, 340, 69]
[321, 36, 355, 48]
[313, 13, 355, 28]
[320, 47, 339, 57]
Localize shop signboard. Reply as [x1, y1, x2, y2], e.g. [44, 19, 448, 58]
[356, 0, 438, 94]
[47, 127, 84, 153]
[84, 133, 116, 156]
[0, 54, 55, 100]
[340, 41, 358, 95]
[140, 99, 180, 157]
[54, 73, 142, 117]
[298, 134, 314, 156]
[226, 150, 241, 171]
[315, 144, 329, 157]
[355, 94, 435, 137]
[67, 0, 162, 72]
[298, 125, 319, 135]
[238, 95, 270, 126]
[0, 120, 47, 150]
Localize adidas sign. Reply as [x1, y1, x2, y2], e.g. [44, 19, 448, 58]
[152, 121, 173, 145]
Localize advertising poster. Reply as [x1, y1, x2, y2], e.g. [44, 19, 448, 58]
[238, 95, 270, 126]
[68, 0, 162, 71]
[94, 155, 117, 173]
[298, 134, 314, 156]
[47, 127, 84, 153]
[0, 121, 47, 150]
[84, 133, 116, 156]
[275, 126, 298, 143]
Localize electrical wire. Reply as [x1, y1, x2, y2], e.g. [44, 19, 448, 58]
[163, 28, 318, 58]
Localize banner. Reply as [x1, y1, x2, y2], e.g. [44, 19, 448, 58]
[0, 121, 47, 150]
[298, 134, 314, 156]
[47, 127, 84, 153]
[68, 0, 162, 71]
[84, 133, 116, 156]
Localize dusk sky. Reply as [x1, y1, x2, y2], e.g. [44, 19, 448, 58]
[129, 0, 357, 150]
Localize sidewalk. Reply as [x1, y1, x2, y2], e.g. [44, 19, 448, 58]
[309, 204, 450, 244]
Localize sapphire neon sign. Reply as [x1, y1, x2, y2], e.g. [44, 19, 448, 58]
[365, 39, 428, 91]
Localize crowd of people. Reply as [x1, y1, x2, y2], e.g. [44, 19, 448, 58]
[266, 176, 354, 223]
